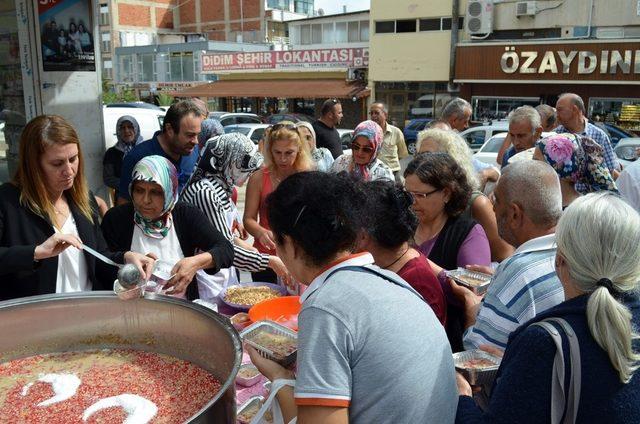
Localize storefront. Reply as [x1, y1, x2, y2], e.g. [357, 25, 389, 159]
[455, 39, 640, 132]
[171, 47, 370, 129]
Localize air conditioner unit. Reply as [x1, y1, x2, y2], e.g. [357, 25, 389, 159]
[516, 1, 536, 17]
[465, 0, 493, 35]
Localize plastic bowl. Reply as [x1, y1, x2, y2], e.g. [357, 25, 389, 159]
[249, 296, 301, 331]
[219, 282, 287, 312]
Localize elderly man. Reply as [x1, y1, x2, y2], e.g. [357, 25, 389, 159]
[535, 104, 557, 132]
[313, 98, 344, 159]
[369, 102, 408, 183]
[555, 93, 619, 184]
[453, 161, 565, 350]
[497, 106, 543, 167]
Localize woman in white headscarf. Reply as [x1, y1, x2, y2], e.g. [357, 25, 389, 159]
[103, 115, 143, 199]
[181, 133, 290, 300]
[296, 121, 333, 172]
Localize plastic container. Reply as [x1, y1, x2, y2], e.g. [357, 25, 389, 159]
[219, 282, 287, 312]
[113, 279, 143, 300]
[230, 312, 252, 331]
[249, 296, 301, 331]
[236, 396, 264, 424]
[240, 321, 298, 367]
[453, 349, 501, 386]
[235, 364, 262, 387]
[149, 259, 175, 289]
[447, 268, 492, 295]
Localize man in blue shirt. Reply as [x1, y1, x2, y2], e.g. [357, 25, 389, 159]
[117, 100, 203, 203]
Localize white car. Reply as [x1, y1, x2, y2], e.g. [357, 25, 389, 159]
[224, 124, 270, 145]
[615, 137, 640, 168]
[473, 131, 555, 168]
[103, 106, 165, 149]
[337, 129, 354, 151]
[208, 112, 262, 127]
[460, 121, 509, 152]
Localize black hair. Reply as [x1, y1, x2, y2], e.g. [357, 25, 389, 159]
[320, 98, 341, 116]
[360, 180, 418, 249]
[162, 99, 203, 134]
[267, 171, 363, 267]
[404, 152, 472, 217]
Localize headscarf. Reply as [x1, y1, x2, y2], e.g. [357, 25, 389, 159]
[198, 118, 224, 148]
[350, 120, 384, 181]
[296, 121, 333, 172]
[129, 155, 179, 239]
[188, 132, 263, 195]
[536, 133, 617, 193]
[115, 115, 142, 156]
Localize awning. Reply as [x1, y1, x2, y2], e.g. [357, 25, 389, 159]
[168, 79, 370, 99]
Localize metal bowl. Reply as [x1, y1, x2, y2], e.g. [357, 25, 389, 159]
[0, 292, 242, 423]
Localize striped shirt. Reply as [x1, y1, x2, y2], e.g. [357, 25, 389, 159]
[181, 180, 269, 272]
[463, 234, 564, 350]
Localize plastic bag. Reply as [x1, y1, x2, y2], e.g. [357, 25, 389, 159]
[250, 378, 296, 424]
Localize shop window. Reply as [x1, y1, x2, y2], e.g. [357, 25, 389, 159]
[335, 22, 347, 42]
[311, 24, 322, 44]
[138, 53, 154, 82]
[360, 21, 369, 41]
[375, 21, 394, 34]
[119, 55, 134, 82]
[395, 19, 416, 33]
[182, 52, 194, 81]
[322, 23, 334, 43]
[589, 98, 640, 133]
[472, 97, 540, 121]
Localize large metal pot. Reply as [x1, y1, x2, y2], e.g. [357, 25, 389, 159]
[0, 292, 242, 423]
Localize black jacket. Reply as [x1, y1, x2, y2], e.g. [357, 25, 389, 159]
[101, 201, 234, 300]
[0, 183, 123, 301]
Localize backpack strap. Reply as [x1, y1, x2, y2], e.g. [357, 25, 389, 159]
[532, 317, 581, 424]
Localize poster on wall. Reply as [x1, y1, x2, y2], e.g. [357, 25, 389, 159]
[38, 0, 95, 71]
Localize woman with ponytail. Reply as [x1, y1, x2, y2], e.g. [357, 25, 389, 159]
[456, 192, 640, 423]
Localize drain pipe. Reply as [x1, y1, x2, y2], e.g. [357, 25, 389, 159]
[448, 0, 460, 93]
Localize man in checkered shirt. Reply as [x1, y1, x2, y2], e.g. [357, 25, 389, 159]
[554, 93, 620, 192]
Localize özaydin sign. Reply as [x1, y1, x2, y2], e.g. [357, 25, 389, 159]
[201, 48, 368, 73]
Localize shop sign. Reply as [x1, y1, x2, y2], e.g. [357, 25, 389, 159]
[456, 41, 640, 82]
[201, 47, 368, 73]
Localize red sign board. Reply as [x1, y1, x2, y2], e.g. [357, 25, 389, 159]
[201, 48, 368, 73]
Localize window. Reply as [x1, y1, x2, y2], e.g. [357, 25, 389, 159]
[267, 0, 290, 10]
[138, 53, 154, 82]
[441, 17, 464, 30]
[359, 20, 369, 41]
[99, 4, 109, 26]
[419, 19, 440, 31]
[300, 24, 311, 44]
[294, 0, 313, 15]
[395, 19, 416, 33]
[348, 21, 359, 42]
[462, 130, 486, 150]
[102, 60, 113, 79]
[335, 22, 347, 42]
[311, 24, 322, 44]
[101, 32, 111, 53]
[375, 21, 394, 34]
[322, 23, 334, 43]
[119, 55, 134, 82]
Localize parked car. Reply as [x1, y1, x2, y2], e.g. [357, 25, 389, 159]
[103, 106, 165, 149]
[597, 123, 634, 147]
[615, 137, 640, 168]
[473, 131, 555, 168]
[105, 102, 164, 111]
[337, 129, 354, 151]
[223, 124, 270, 145]
[265, 113, 314, 125]
[208, 112, 262, 127]
[460, 121, 510, 152]
[403, 118, 433, 154]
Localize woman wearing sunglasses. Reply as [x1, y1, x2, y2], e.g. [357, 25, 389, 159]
[330, 120, 393, 181]
[243, 122, 313, 284]
[405, 152, 491, 352]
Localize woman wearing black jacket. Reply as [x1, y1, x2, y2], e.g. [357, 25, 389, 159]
[101, 155, 233, 300]
[0, 115, 153, 301]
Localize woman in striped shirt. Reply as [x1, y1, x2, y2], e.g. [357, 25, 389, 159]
[180, 133, 289, 301]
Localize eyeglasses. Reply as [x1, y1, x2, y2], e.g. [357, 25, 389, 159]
[270, 123, 298, 132]
[350, 142, 374, 154]
[407, 188, 441, 201]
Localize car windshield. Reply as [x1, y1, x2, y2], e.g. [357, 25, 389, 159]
[483, 135, 506, 153]
[224, 126, 251, 136]
[407, 120, 427, 131]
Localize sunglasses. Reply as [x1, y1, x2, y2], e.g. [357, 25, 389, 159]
[407, 188, 441, 201]
[270, 123, 298, 132]
[351, 142, 374, 154]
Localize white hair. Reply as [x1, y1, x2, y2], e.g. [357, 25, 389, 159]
[416, 128, 479, 189]
[508, 105, 541, 133]
[556, 192, 640, 383]
[500, 160, 562, 227]
[441, 98, 471, 121]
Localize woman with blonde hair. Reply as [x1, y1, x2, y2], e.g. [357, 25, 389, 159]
[417, 128, 514, 262]
[0, 115, 153, 301]
[243, 122, 313, 283]
[456, 192, 640, 422]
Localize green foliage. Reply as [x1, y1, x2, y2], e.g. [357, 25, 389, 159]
[120, 89, 138, 102]
[157, 93, 173, 106]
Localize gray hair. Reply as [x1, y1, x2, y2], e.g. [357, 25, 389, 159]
[556, 192, 640, 383]
[416, 128, 479, 189]
[508, 105, 541, 133]
[500, 161, 562, 227]
[559, 93, 586, 115]
[536, 104, 557, 129]
[441, 98, 471, 121]
[371, 101, 388, 114]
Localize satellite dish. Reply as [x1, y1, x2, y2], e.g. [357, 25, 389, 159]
[317, 8, 325, 16]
